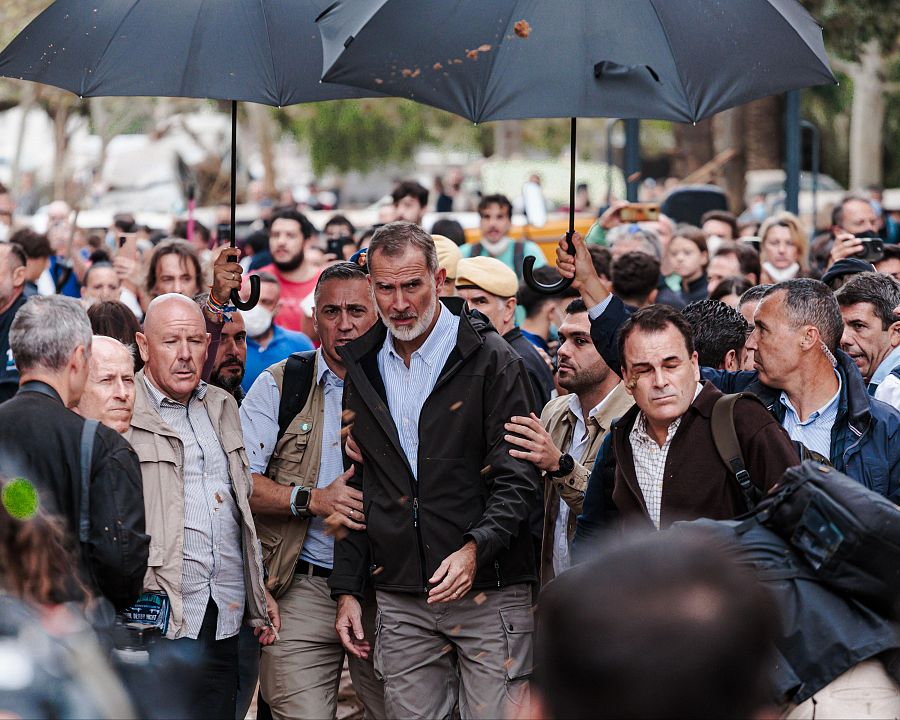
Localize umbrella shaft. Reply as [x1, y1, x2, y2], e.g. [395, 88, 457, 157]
[231, 101, 238, 249]
[568, 117, 576, 236]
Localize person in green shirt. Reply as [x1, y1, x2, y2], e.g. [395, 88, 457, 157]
[460, 193, 546, 280]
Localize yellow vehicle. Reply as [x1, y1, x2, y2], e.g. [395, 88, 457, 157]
[462, 213, 596, 265]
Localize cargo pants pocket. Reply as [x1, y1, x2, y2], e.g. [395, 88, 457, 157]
[500, 604, 534, 706]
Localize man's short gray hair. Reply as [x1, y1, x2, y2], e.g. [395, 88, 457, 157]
[10, 295, 93, 372]
[367, 221, 438, 274]
[607, 225, 663, 260]
[763, 278, 844, 352]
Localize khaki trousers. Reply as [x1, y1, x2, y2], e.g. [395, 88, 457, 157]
[783, 660, 900, 719]
[374, 584, 533, 720]
[260, 571, 384, 720]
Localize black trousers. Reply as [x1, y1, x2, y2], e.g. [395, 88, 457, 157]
[168, 599, 240, 720]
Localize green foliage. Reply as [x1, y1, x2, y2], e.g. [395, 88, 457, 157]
[801, 0, 900, 60]
[283, 99, 433, 176]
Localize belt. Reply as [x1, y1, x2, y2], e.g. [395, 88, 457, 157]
[296, 560, 332, 579]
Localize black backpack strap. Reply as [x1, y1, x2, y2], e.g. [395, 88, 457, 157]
[79, 419, 99, 544]
[513, 240, 526, 277]
[791, 440, 832, 467]
[711, 393, 761, 510]
[277, 350, 317, 441]
[469, 242, 483, 258]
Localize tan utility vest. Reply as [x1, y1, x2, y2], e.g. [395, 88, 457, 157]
[128, 372, 269, 638]
[255, 354, 327, 599]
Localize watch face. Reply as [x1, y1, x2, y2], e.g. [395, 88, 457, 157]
[294, 487, 311, 510]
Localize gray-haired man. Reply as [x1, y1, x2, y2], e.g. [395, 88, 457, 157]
[332, 222, 540, 719]
[0, 295, 149, 609]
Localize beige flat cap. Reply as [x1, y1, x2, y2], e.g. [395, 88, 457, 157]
[432, 235, 462, 279]
[455, 255, 519, 298]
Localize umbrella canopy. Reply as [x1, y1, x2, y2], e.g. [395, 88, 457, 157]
[0, 0, 378, 308]
[318, 0, 834, 124]
[317, 0, 834, 293]
[0, 0, 373, 107]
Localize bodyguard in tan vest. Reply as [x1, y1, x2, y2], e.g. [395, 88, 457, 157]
[505, 298, 634, 585]
[129, 293, 277, 720]
[240, 262, 385, 720]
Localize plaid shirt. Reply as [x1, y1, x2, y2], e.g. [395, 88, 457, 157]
[628, 384, 702, 529]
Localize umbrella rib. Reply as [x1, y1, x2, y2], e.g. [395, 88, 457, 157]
[257, 0, 282, 105]
[473, 4, 523, 124]
[80, 0, 142, 97]
[646, 0, 696, 123]
[761, 0, 836, 85]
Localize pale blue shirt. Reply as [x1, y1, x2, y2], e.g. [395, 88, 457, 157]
[377, 305, 460, 479]
[239, 349, 345, 569]
[779, 371, 842, 459]
[870, 344, 900, 391]
[143, 377, 244, 640]
[587, 296, 614, 320]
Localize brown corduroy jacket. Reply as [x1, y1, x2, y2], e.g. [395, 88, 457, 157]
[611, 381, 799, 530]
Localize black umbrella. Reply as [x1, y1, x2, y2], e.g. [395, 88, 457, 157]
[0, 0, 377, 309]
[317, 0, 835, 293]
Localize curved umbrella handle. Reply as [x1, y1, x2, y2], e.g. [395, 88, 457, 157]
[230, 274, 261, 311]
[523, 230, 575, 295]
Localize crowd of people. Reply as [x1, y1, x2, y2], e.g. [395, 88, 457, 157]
[2, 173, 900, 719]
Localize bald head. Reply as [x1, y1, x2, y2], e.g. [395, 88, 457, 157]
[92, 335, 133, 363]
[143, 292, 206, 336]
[137, 293, 210, 404]
[76, 336, 136, 433]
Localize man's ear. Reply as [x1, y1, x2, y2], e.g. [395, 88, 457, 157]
[800, 324, 821, 351]
[12, 264, 26, 289]
[71, 344, 89, 374]
[722, 348, 739, 372]
[889, 320, 900, 349]
[648, 288, 658, 305]
[434, 267, 447, 293]
[135, 332, 150, 363]
[505, 297, 518, 325]
[691, 350, 700, 380]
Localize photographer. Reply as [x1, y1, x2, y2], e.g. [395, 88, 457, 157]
[827, 194, 881, 267]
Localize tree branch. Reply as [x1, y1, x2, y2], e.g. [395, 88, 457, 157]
[829, 57, 858, 75]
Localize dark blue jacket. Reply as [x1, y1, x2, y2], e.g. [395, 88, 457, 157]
[681, 518, 900, 704]
[587, 294, 900, 501]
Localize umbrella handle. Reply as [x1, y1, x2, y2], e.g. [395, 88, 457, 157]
[522, 230, 575, 295]
[230, 275, 261, 311]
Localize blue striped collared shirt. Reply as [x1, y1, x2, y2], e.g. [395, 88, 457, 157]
[377, 305, 460, 479]
[143, 377, 244, 640]
[779, 370, 842, 459]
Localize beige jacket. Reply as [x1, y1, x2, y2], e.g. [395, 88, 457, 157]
[128, 371, 269, 639]
[539, 382, 634, 584]
[254, 355, 326, 599]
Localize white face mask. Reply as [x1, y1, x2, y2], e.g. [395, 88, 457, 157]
[0, 223, 8, 243]
[240, 305, 273, 338]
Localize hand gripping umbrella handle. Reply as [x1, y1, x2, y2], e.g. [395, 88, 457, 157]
[226, 100, 260, 311]
[230, 274, 260, 311]
[523, 230, 575, 295]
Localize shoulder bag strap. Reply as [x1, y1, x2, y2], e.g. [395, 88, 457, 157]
[79, 419, 99, 544]
[711, 393, 760, 510]
[276, 350, 317, 441]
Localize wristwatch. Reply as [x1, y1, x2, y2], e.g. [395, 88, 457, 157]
[548, 453, 575, 478]
[290, 485, 312, 518]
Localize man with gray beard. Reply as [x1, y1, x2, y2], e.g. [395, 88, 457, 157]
[504, 298, 634, 584]
[331, 222, 540, 719]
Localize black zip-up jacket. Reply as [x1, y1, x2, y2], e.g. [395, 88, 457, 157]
[0, 383, 149, 609]
[330, 298, 540, 598]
